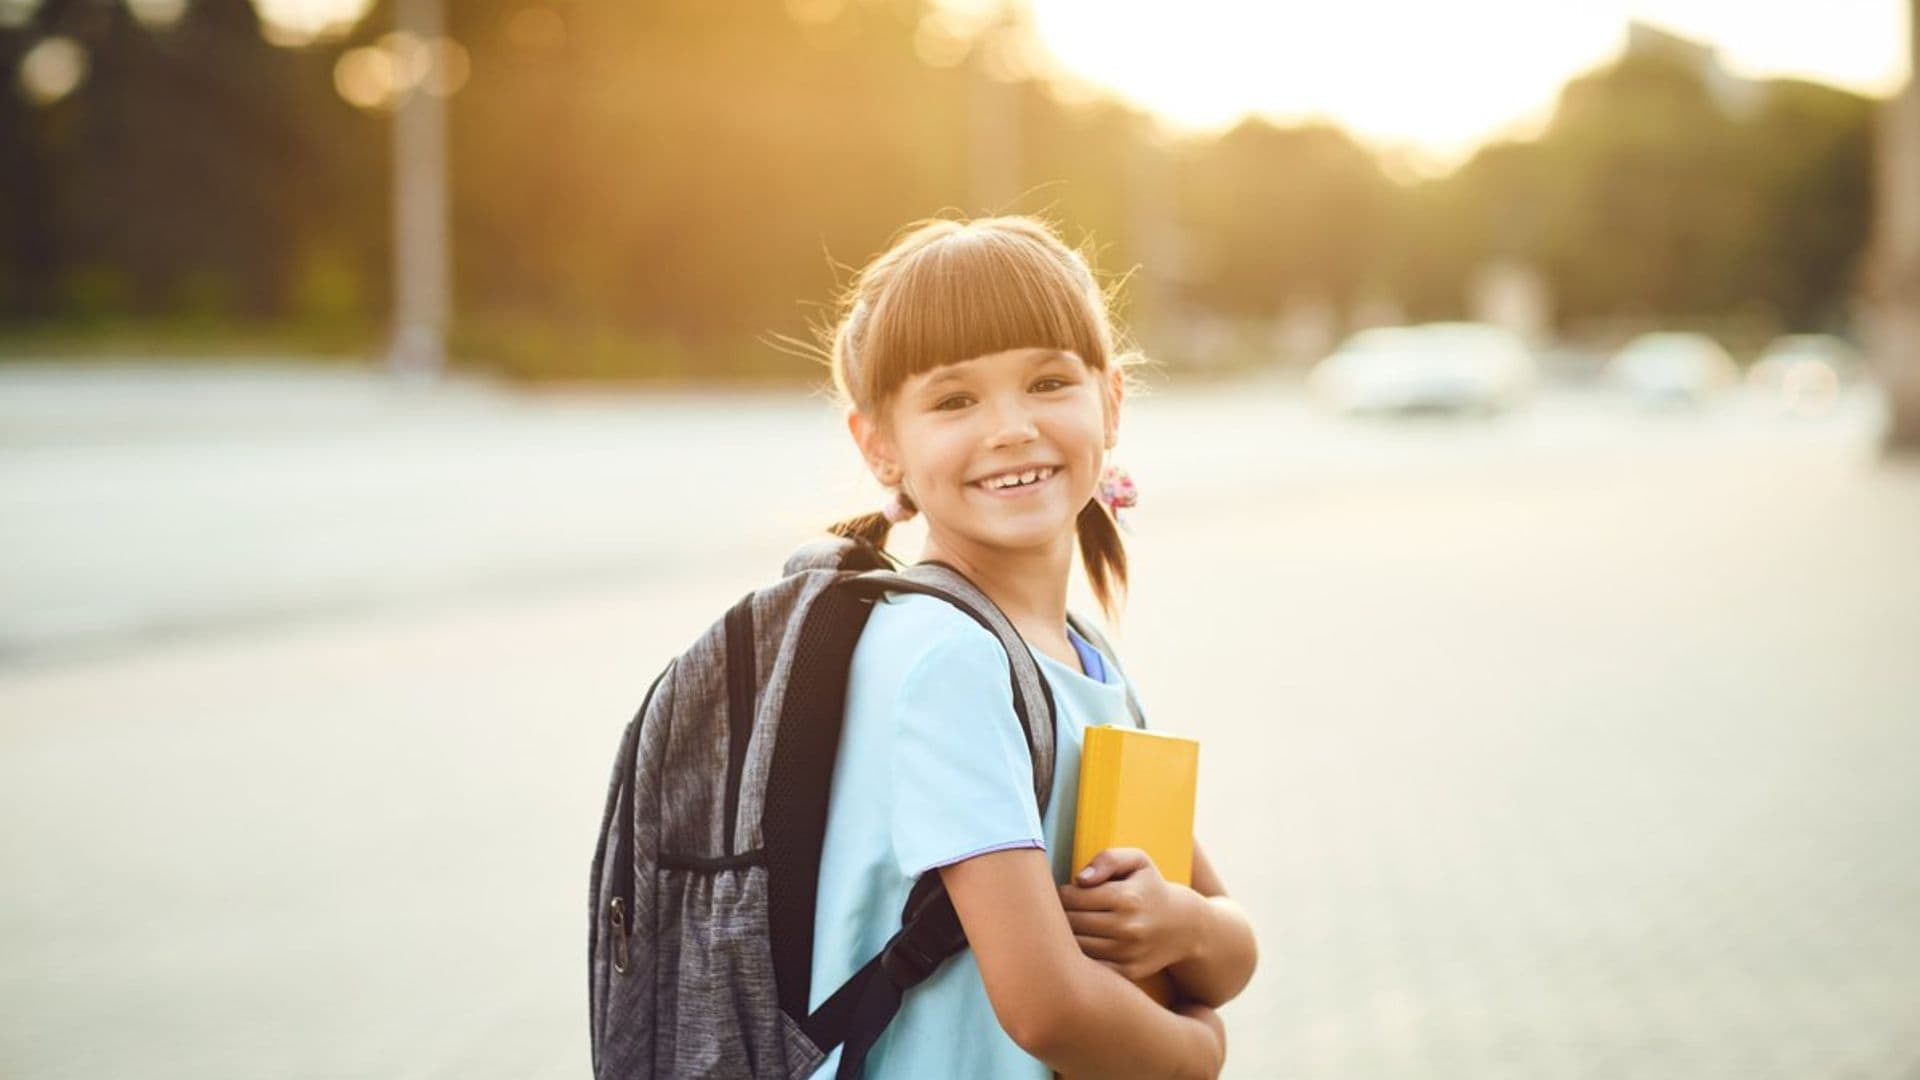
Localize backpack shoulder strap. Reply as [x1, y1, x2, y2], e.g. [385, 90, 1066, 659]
[1065, 611, 1150, 730]
[798, 870, 962, 1078]
[802, 561, 1062, 1078]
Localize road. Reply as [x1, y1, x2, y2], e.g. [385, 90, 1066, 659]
[2, 361, 1916, 1079]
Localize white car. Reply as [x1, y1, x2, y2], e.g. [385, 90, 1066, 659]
[1746, 334, 1862, 417]
[1605, 332, 1737, 406]
[1307, 322, 1535, 415]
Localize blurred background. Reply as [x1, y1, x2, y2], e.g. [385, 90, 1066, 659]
[3, 1, 1919, 1078]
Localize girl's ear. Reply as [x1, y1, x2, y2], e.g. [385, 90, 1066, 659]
[1103, 366, 1125, 449]
[847, 408, 901, 484]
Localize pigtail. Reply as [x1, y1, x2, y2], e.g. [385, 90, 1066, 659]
[828, 484, 917, 553]
[1076, 496, 1129, 624]
[826, 507, 892, 549]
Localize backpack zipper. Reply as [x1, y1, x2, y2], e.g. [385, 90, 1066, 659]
[603, 661, 671, 983]
[609, 897, 629, 974]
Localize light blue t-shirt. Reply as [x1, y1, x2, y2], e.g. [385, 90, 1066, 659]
[807, 591, 1137, 1079]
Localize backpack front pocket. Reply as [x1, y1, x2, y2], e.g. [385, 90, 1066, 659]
[653, 859, 821, 1078]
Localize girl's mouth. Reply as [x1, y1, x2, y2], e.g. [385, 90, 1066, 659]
[972, 466, 1058, 498]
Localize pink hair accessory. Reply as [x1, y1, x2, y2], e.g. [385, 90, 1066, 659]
[881, 488, 918, 524]
[1096, 462, 1138, 534]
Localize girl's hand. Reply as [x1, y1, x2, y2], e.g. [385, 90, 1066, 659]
[1057, 847, 1206, 982]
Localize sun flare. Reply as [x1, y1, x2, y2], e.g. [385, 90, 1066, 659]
[1024, 0, 1909, 166]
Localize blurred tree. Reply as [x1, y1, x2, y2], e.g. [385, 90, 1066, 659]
[1, 0, 342, 325]
[437, 0, 979, 376]
[0, 2, 1880, 375]
[1174, 119, 1395, 318]
[1736, 79, 1873, 331]
[0, 11, 58, 318]
[1408, 53, 1872, 339]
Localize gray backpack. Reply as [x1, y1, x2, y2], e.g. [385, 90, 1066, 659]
[587, 535, 1144, 1078]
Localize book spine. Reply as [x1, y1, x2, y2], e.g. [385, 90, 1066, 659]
[1073, 729, 1116, 874]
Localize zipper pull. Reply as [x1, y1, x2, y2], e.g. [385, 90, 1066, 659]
[609, 897, 630, 974]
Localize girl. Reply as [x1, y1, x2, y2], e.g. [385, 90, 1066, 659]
[808, 215, 1258, 1078]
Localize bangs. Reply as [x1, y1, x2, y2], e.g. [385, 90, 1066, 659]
[860, 225, 1110, 405]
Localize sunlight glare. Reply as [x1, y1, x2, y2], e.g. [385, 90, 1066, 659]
[252, 0, 374, 46]
[1027, 0, 1909, 165]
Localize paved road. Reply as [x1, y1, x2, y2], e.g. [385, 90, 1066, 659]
[2, 363, 1916, 1078]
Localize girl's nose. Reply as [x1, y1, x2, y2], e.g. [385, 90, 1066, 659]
[985, 398, 1040, 446]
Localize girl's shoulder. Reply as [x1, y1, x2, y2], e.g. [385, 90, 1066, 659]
[854, 591, 1011, 691]
[863, 589, 1003, 651]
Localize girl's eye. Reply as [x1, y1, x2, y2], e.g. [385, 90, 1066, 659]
[929, 378, 1067, 411]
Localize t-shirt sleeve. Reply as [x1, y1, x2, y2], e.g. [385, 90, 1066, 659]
[888, 624, 1046, 878]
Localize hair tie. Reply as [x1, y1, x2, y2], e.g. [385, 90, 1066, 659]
[881, 489, 918, 524]
[1096, 463, 1138, 534]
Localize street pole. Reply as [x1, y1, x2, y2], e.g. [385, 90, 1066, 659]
[388, 0, 450, 382]
[967, 6, 1020, 215]
[1879, 0, 1920, 450]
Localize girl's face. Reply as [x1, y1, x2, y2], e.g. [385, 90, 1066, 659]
[855, 347, 1123, 555]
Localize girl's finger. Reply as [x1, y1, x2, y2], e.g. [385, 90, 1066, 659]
[1073, 847, 1152, 888]
[1073, 934, 1111, 957]
[1074, 935, 1123, 961]
[1064, 909, 1124, 937]
[1058, 882, 1129, 912]
[1073, 932, 1148, 965]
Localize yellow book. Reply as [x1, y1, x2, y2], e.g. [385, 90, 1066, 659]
[1072, 725, 1199, 884]
[1071, 724, 1199, 1007]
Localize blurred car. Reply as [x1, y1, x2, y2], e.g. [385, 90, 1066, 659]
[1605, 332, 1737, 406]
[1746, 334, 1862, 417]
[1307, 322, 1535, 415]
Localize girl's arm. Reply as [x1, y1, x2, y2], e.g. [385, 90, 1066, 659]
[1061, 842, 1258, 1009]
[1167, 843, 1259, 1007]
[941, 848, 1226, 1080]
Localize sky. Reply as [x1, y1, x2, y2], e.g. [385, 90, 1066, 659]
[247, 0, 1910, 167]
[1025, 0, 1911, 166]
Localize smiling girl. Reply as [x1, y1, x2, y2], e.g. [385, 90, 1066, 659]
[808, 215, 1257, 1078]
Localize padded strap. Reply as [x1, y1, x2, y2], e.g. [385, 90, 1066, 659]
[802, 872, 967, 1078]
[831, 959, 901, 1078]
[801, 564, 1059, 1077]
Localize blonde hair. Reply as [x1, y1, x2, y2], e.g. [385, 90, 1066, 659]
[820, 214, 1146, 623]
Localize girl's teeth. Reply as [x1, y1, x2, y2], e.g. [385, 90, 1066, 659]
[987, 468, 1050, 489]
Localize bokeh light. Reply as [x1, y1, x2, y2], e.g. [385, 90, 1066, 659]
[333, 33, 469, 111]
[332, 45, 398, 111]
[17, 35, 86, 107]
[0, 0, 36, 30]
[1782, 360, 1841, 416]
[125, 0, 189, 30]
[378, 31, 433, 89]
[418, 37, 470, 98]
[253, 0, 373, 48]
